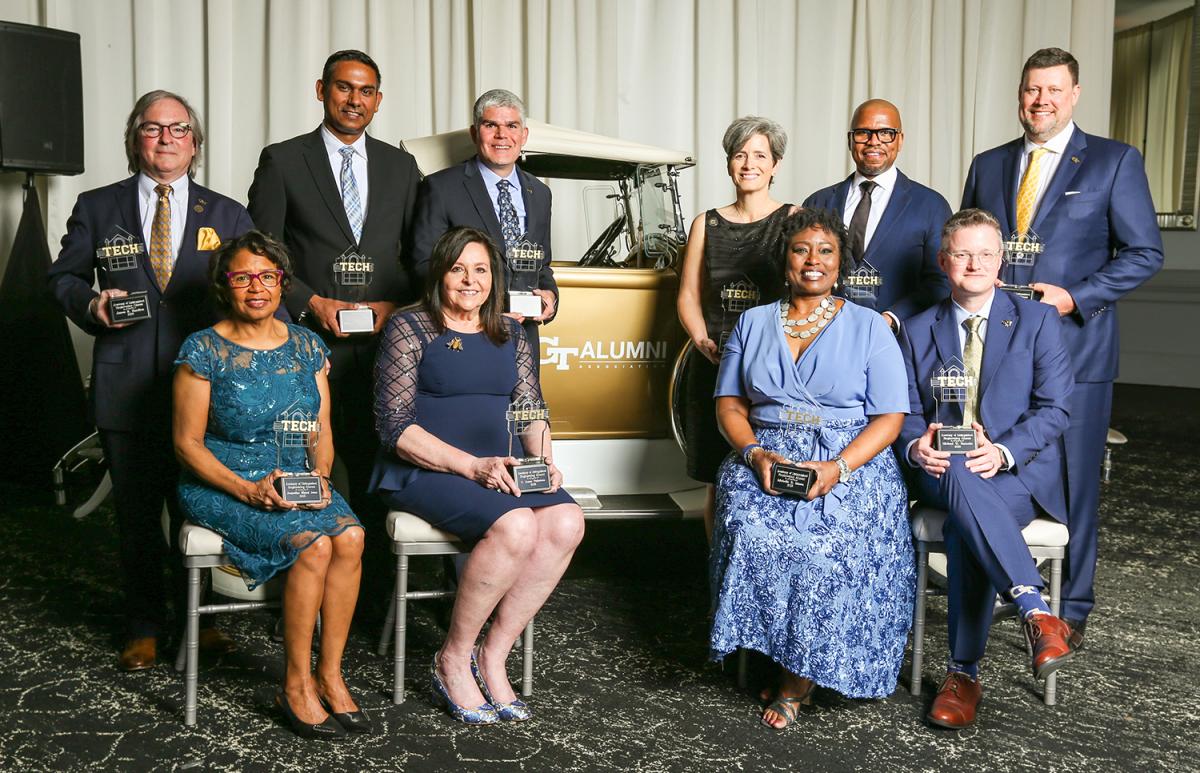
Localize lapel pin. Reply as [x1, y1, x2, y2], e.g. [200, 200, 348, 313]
[1002, 319, 1013, 327]
[1070, 156, 1080, 164]
[447, 336, 463, 352]
[708, 216, 718, 227]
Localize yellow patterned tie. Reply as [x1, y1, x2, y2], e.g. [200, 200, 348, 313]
[150, 184, 173, 290]
[1015, 147, 1048, 238]
[962, 316, 984, 427]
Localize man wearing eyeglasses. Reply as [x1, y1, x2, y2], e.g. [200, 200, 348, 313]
[804, 99, 951, 332]
[895, 208, 1075, 729]
[961, 48, 1163, 652]
[48, 90, 253, 671]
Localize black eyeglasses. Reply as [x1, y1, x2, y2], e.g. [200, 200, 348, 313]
[226, 270, 284, 288]
[848, 128, 900, 144]
[138, 122, 193, 139]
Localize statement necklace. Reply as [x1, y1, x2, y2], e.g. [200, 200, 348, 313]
[780, 297, 836, 339]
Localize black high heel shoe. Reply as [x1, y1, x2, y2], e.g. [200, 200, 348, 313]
[275, 692, 346, 739]
[318, 693, 374, 735]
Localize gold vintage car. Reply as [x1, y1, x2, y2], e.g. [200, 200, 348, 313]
[403, 120, 704, 519]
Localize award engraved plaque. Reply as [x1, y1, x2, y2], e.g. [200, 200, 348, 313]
[108, 291, 152, 323]
[271, 405, 324, 505]
[843, 260, 884, 303]
[505, 385, 552, 493]
[999, 230, 1045, 301]
[94, 227, 146, 272]
[332, 248, 376, 334]
[507, 240, 544, 318]
[718, 277, 759, 353]
[768, 402, 822, 497]
[336, 306, 376, 334]
[930, 357, 978, 454]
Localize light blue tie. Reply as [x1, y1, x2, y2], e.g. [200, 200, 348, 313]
[496, 178, 521, 255]
[339, 146, 363, 243]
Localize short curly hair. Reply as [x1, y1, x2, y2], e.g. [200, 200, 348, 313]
[773, 207, 853, 290]
[208, 230, 293, 315]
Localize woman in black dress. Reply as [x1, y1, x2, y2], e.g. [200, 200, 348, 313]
[677, 116, 792, 540]
[371, 227, 584, 724]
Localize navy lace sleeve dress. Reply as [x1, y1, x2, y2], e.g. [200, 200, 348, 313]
[369, 310, 574, 541]
[175, 325, 361, 590]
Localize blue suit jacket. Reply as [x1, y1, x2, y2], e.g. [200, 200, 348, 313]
[895, 291, 1073, 520]
[960, 127, 1163, 383]
[804, 169, 951, 319]
[47, 175, 254, 431]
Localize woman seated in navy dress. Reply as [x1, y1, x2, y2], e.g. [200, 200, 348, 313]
[708, 208, 915, 729]
[371, 226, 585, 724]
[174, 231, 368, 740]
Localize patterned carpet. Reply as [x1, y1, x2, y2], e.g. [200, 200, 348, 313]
[0, 384, 1196, 772]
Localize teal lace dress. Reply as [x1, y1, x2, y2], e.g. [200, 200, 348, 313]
[176, 325, 360, 589]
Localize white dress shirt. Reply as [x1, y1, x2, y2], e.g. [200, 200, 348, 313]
[321, 125, 369, 214]
[1018, 121, 1075, 229]
[841, 165, 898, 252]
[137, 172, 187, 264]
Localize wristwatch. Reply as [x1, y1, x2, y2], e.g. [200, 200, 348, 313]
[833, 456, 852, 484]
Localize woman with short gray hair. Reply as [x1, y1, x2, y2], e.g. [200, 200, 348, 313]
[676, 116, 793, 540]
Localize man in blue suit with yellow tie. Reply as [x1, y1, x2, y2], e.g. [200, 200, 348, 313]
[804, 99, 951, 331]
[961, 48, 1163, 650]
[897, 208, 1076, 729]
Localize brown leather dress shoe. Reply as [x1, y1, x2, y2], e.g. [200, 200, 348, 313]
[927, 672, 982, 729]
[1064, 618, 1086, 652]
[198, 627, 238, 655]
[118, 637, 157, 671]
[1025, 613, 1075, 679]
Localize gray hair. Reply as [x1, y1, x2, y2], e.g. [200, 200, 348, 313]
[940, 208, 1003, 247]
[124, 90, 205, 177]
[472, 89, 527, 127]
[721, 116, 787, 163]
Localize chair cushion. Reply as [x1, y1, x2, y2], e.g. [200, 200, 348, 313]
[178, 521, 225, 556]
[911, 506, 1069, 547]
[386, 511, 463, 544]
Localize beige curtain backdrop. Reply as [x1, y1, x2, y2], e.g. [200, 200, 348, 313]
[1110, 8, 1192, 211]
[0, 0, 1114, 319]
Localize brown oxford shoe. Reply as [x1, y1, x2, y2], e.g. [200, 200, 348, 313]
[1024, 613, 1075, 680]
[1064, 618, 1086, 653]
[198, 627, 237, 655]
[118, 636, 157, 672]
[927, 672, 982, 730]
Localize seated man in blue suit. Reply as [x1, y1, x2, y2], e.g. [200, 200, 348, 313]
[48, 90, 253, 671]
[962, 48, 1163, 650]
[804, 99, 950, 331]
[896, 208, 1076, 729]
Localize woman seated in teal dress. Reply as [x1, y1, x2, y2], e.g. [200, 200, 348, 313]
[173, 231, 368, 740]
[709, 208, 915, 729]
[371, 226, 585, 724]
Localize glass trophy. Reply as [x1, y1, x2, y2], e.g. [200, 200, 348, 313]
[94, 226, 145, 272]
[507, 240, 544, 318]
[271, 406, 324, 505]
[842, 260, 884, 303]
[505, 384, 552, 493]
[718, 277, 759, 353]
[930, 356, 978, 454]
[999, 230, 1045, 301]
[768, 399, 823, 497]
[332, 248, 376, 334]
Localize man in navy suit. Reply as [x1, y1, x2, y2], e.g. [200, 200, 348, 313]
[248, 50, 420, 516]
[897, 208, 1076, 729]
[410, 89, 558, 357]
[804, 99, 950, 330]
[48, 90, 253, 670]
[961, 48, 1163, 648]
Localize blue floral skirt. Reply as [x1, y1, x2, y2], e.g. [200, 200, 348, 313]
[708, 421, 915, 698]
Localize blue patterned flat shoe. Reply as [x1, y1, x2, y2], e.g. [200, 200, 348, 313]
[431, 653, 499, 725]
[471, 646, 533, 722]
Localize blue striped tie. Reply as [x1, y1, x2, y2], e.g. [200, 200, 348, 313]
[339, 146, 363, 243]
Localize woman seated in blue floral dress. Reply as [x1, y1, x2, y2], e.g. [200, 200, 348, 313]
[709, 208, 914, 729]
[174, 231, 367, 740]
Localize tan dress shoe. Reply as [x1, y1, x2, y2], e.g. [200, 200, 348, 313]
[1024, 613, 1075, 679]
[118, 637, 157, 671]
[198, 627, 237, 655]
[927, 672, 982, 729]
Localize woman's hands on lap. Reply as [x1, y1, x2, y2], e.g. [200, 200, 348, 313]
[797, 460, 839, 500]
[241, 469, 294, 511]
[466, 456, 521, 496]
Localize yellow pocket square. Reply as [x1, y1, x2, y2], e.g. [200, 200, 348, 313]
[197, 227, 221, 251]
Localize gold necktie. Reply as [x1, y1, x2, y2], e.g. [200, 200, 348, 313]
[1015, 147, 1048, 238]
[150, 183, 173, 290]
[962, 316, 984, 427]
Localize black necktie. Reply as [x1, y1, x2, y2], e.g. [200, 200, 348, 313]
[847, 180, 876, 265]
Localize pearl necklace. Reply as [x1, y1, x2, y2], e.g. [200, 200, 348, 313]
[780, 297, 836, 339]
